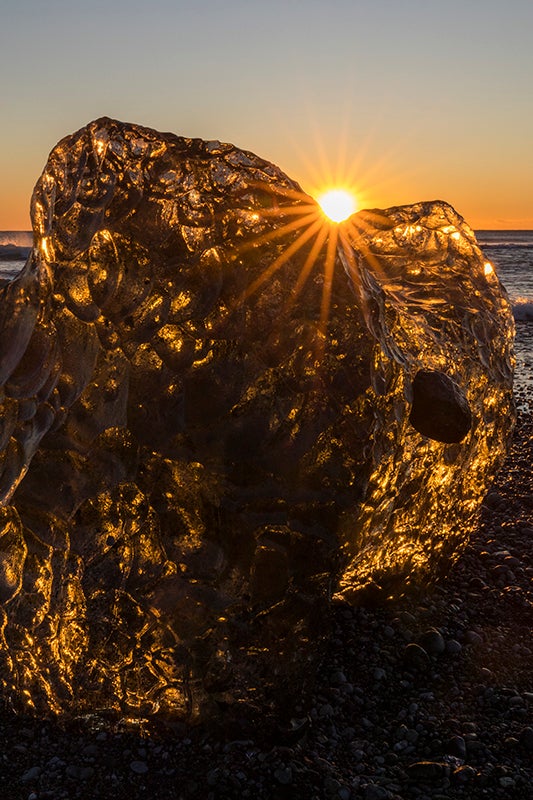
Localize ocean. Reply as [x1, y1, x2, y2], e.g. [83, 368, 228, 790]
[1, 229, 532, 405]
[476, 230, 533, 408]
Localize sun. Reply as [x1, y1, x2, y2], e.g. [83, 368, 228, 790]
[317, 188, 357, 223]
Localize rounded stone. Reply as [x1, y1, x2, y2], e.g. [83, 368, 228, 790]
[519, 726, 533, 751]
[419, 628, 446, 655]
[130, 760, 149, 774]
[274, 767, 293, 785]
[407, 761, 450, 781]
[403, 643, 431, 670]
[445, 735, 466, 759]
[452, 765, 477, 783]
[464, 630, 483, 646]
[364, 784, 391, 800]
[445, 639, 463, 656]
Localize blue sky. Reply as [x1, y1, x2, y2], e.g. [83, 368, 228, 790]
[2, 0, 532, 228]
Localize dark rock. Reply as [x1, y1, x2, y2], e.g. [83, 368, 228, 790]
[519, 726, 533, 751]
[274, 766, 293, 785]
[130, 760, 149, 774]
[0, 118, 515, 721]
[407, 761, 450, 781]
[409, 370, 472, 443]
[465, 739, 488, 758]
[452, 765, 477, 783]
[402, 643, 431, 670]
[503, 736, 519, 748]
[445, 735, 467, 758]
[419, 628, 445, 655]
[445, 639, 463, 656]
[364, 784, 391, 800]
[499, 776, 516, 789]
[21, 766, 41, 782]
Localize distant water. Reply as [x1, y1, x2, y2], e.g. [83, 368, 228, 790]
[0, 230, 32, 280]
[476, 230, 533, 405]
[1, 229, 532, 400]
[476, 230, 533, 316]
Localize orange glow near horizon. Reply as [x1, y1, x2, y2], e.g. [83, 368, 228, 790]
[1, 108, 532, 232]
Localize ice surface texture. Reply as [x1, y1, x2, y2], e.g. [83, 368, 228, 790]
[0, 118, 514, 719]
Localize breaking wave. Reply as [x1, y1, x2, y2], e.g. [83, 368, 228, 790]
[0, 231, 32, 247]
[476, 231, 533, 248]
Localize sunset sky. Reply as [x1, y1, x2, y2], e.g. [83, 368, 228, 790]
[2, 0, 532, 230]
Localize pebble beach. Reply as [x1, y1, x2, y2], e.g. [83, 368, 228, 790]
[0, 396, 531, 799]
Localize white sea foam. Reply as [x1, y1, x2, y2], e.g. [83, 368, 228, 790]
[482, 242, 533, 250]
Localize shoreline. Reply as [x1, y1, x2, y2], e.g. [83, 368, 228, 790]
[0, 406, 531, 799]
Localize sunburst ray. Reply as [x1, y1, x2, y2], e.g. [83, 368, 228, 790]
[234, 208, 321, 257]
[318, 223, 339, 343]
[239, 215, 325, 302]
[287, 222, 331, 309]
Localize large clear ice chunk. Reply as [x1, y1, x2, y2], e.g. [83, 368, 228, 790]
[0, 118, 514, 720]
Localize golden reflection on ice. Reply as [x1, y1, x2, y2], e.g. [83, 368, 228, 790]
[40, 236, 52, 259]
[0, 117, 515, 723]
